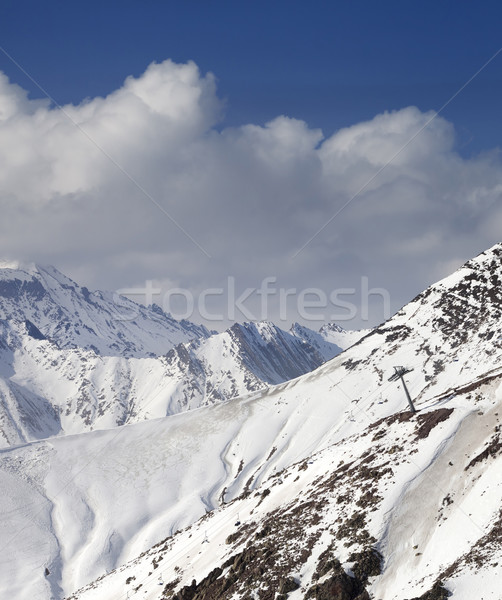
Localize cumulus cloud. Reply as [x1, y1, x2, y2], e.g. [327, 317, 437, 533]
[0, 59, 501, 328]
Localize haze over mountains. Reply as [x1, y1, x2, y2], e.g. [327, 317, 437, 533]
[1, 245, 502, 599]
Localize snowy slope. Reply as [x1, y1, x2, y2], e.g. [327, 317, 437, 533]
[67, 376, 502, 600]
[0, 243, 501, 599]
[320, 321, 372, 350]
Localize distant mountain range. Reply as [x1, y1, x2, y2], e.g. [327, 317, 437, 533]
[0, 262, 367, 446]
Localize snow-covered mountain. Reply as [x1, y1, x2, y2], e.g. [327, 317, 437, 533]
[1, 243, 501, 599]
[160, 320, 352, 408]
[289, 321, 369, 360]
[0, 261, 211, 357]
[0, 263, 356, 446]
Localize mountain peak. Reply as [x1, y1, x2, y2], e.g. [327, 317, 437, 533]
[319, 322, 346, 334]
[0, 260, 77, 288]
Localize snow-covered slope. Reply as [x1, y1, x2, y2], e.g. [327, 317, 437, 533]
[1, 322, 331, 446]
[0, 264, 349, 446]
[0, 243, 501, 599]
[68, 376, 502, 600]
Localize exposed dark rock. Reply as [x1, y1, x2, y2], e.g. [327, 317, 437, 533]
[415, 408, 454, 440]
[313, 546, 343, 580]
[353, 592, 370, 600]
[277, 576, 299, 594]
[348, 548, 382, 584]
[25, 319, 46, 341]
[305, 572, 356, 600]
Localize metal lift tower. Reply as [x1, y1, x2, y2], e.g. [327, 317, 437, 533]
[388, 366, 416, 413]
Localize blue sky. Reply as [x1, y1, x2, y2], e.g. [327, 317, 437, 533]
[1, 1, 501, 155]
[0, 1, 501, 329]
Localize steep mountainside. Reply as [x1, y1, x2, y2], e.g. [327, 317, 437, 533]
[0, 243, 501, 599]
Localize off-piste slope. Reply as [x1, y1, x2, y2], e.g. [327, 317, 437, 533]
[68, 375, 502, 600]
[0, 262, 355, 446]
[0, 243, 501, 599]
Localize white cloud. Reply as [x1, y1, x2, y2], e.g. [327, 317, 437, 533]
[0, 59, 501, 328]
